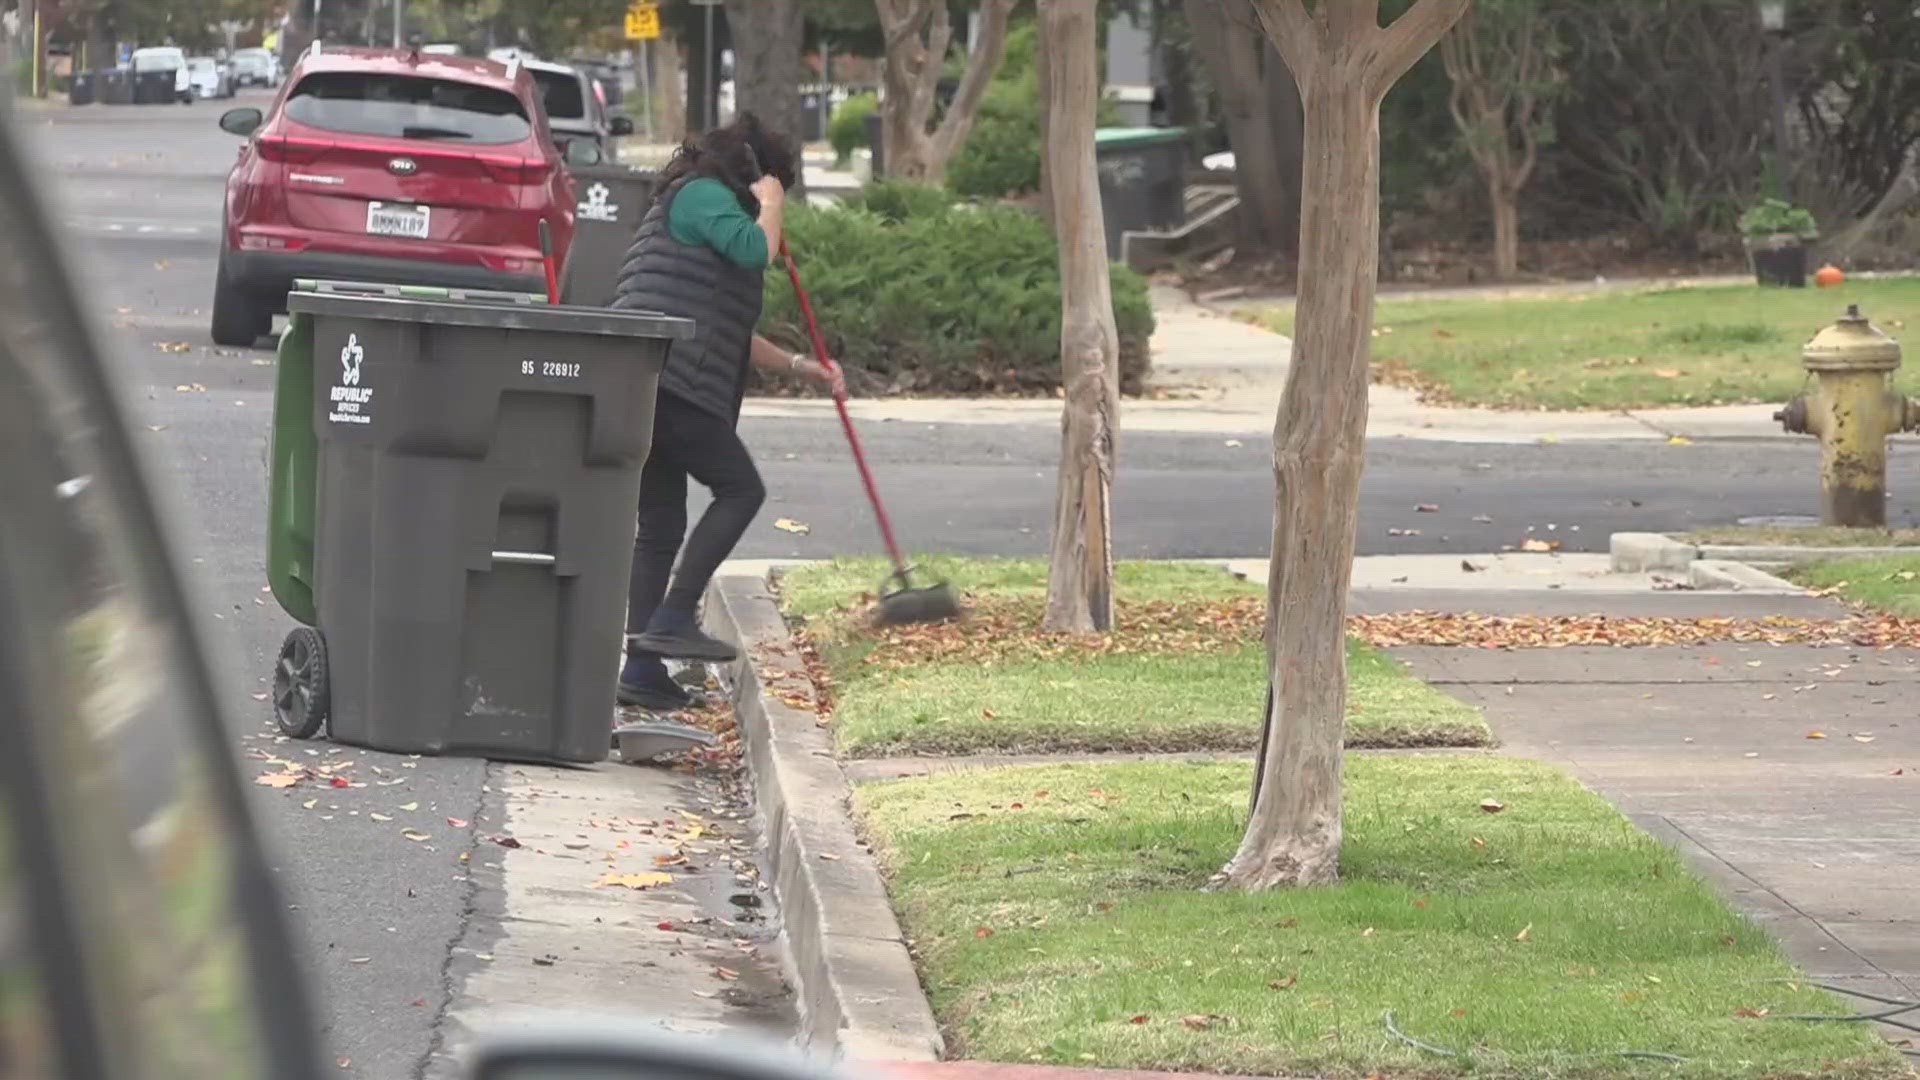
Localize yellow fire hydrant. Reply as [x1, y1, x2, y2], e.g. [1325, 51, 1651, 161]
[1773, 304, 1920, 527]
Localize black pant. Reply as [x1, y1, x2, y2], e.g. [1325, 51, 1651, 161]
[628, 391, 766, 635]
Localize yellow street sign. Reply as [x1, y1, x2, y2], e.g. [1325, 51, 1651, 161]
[625, 2, 660, 40]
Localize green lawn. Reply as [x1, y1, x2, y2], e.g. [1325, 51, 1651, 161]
[1683, 526, 1920, 549]
[778, 558, 1489, 757]
[1787, 553, 1920, 616]
[1246, 277, 1920, 410]
[857, 757, 1903, 1078]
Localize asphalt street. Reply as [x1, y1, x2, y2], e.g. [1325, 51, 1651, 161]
[22, 94, 1920, 1074]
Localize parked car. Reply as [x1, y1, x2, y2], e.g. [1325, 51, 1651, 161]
[208, 44, 579, 346]
[130, 45, 193, 104]
[525, 58, 633, 164]
[187, 55, 235, 99]
[0, 89, 847, 1080]
[231, 46, 280, 88]
[423, 42, 464, 56]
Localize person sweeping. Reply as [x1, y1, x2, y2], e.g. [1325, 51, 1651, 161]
[610, 112, 842, 710]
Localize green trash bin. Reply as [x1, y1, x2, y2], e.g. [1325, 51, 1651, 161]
[265, 279, 693, 763]
[1094, 126, 1189, 255]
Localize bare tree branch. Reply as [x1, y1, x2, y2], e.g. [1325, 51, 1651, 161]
[930, 0, 1016, 163]
[1250, 0, 1316, 79]
[1369, 0, 1469, 97]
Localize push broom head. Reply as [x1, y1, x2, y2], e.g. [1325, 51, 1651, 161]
[872, 568, 963, 626]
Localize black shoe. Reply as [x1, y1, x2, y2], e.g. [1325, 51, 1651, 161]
[627, 614, 739, 663]
[617, 653, 694, 711]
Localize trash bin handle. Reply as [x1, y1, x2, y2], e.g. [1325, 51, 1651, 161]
[491, 550, 555, 567]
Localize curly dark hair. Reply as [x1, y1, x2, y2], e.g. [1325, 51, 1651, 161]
[655, 111, 798, 217]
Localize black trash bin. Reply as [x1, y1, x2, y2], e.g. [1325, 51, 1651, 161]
[132, 70, 177, 104]
[558, 164, 658, 307]
[69, 72, 96, 106]
[281, 281, 692, 763]
[98, 69, 133, 105]
[1094, 126, 1189, 256]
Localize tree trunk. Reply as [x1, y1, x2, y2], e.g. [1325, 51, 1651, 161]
[1035, 4, 1054, 227]
[658, 29, 688, 142]
[875, 0, 1014, 183]
[1183, 0, 1300, 254]
[724, 0, 808, 196]
[1491, 182, 1519, 278]
[1218, 0, 1467, 892]
[1039, 0, 1118, 634]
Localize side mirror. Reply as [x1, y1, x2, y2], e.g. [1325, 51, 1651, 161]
[563, 139, 604, 168]
[466, 1025, 848, 1080]
[608, 115, 634, 137]
[219, 107, 262, 137]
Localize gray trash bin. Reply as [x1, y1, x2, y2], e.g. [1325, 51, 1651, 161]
[1094, 126, 1189, 255]
[558, 164, 658, 307]
[286, 280, 693, 763]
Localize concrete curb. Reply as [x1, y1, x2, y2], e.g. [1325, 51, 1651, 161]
[1688, 559, 1802, 592]
[1609, 532, 1697, 573]
[1696, 543, 1913, 564]
[706, 575, 944, 1064]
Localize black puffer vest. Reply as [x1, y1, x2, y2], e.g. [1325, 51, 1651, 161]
[610, 176, 766, 422]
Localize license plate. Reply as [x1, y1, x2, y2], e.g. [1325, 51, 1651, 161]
[366, 202, 430, 239]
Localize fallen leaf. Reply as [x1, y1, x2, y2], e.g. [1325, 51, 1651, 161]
[489, 835, 522, 848]
[1461, 560, 1484, 573]
[1515, 923, 1532, 942]
[1472, 514, 1495, 524]
[156, 341, 192, 353]
[1520, 538, 1560, 552]
[1269, 975, 1297, 990]
[714, 966, 739, 980]
[1223, 439, 1243, 448]
[1128, 1014, 1150, 1024]
[1387, 527, 1422, 537]
[975, 926, 995, 938]
[1479, 798, 1505, 813]
[337, 1058, 351, 1070]
[1645, 974, 1663, 984]
[369, 813, 393, 822]
[1852, 734, 1876, 743]
[773, 518, 811, 535]
[250, 692, 270, 701]
[1181, 1014, 1215, 1030]
[329, 777, 351, 788]
[1278, 916, 1298, 928]
[1735, 1006, 1771, 1018]
[1806, 730, 1828, 740]
[349, 957, 370, 965]
[658, 921, 676, 931]
[1653, 369, 1682, 379]
[1415, 503, 1440, 513]
[1470, 836, 1486, 847]
[1667, 435, 1693, 445]
[447, 817, 469, 828]
[399, 802, 419, 812]
[592, 871, 674, 890]
[1361, 927, 1376, 938]
[401, 830, 431, 842]
[302, 799, 318, 810]
[255, 771, 302, 788]
[818, 852, 841, 861]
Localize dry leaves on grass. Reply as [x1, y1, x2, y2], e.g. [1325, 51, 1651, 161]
[818, 597, 1920, 671]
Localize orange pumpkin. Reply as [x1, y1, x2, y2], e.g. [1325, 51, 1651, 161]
[1814, 263, 1845, 287]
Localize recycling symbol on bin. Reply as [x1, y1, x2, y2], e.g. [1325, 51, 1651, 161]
[577, 182, 620, 222]
[340, 334, 365, 387]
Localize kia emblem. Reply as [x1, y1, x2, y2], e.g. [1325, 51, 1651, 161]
[388, 157, 418, 176]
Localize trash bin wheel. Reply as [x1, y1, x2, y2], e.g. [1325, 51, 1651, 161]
[273, 626, 330, 739]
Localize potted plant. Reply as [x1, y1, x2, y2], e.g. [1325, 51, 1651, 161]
[1738, 198, 1819, 287]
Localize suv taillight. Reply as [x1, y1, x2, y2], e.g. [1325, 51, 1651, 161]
[256, 135, 330, 165]
[480, 157, 550, 185]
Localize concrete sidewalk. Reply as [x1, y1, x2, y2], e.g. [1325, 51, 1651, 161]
[741, 285, 1917, 444]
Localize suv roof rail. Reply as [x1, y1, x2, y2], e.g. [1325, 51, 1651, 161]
[307, 38, 323, 60]
[504, 54, 522, 80]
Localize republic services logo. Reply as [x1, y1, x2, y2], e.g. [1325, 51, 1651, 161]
[340, 334, 364, 386]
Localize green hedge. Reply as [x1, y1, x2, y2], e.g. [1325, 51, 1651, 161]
[762, 199, 1153, 396]
[837, 177, 956, 222]
[828, 91, 878, 167]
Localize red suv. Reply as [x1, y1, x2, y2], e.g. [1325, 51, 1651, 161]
[211, 45, 577, 346]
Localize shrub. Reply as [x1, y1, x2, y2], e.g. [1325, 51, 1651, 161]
[828, 91, 878, 167]
[763, 201, 1153, 396]
[1737, 198, 1818, 240]
[842, 178, 956, 223]
[946, 22, 1121, 199]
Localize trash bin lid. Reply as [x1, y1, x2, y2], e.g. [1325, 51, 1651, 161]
[286, 281, 694, 340]
[1094, 126, 1188, 148]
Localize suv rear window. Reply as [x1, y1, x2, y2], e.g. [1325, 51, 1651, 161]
[284, 72, 532, 144]
[532, 69, 586, 121]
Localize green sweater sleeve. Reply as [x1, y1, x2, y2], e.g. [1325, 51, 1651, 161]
[667, 177, 769, 270]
